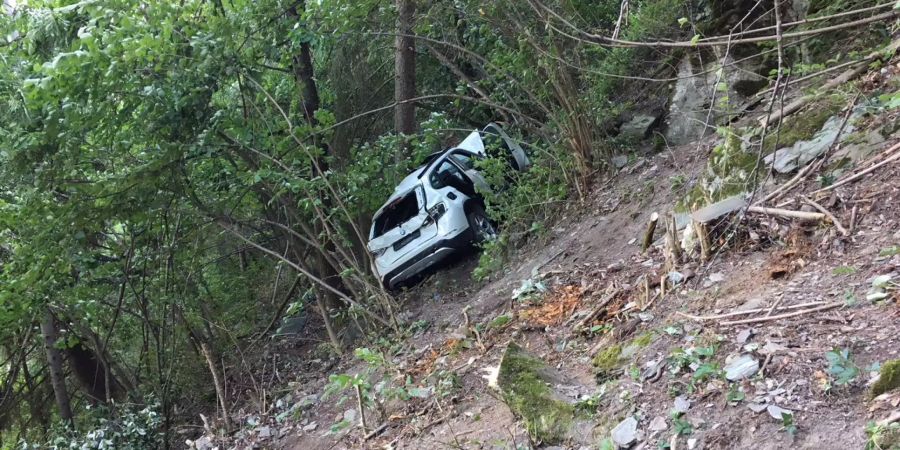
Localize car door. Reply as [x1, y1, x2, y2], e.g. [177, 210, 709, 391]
[481, 123, 530, 171]
[447, 150, 491, 194]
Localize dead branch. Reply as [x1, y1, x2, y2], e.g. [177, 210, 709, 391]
[535, 0, 899, 49]
[720, 302, 842, 326]
[575, 289, 620, 330]
[676, 301, 828, 321]
[746, 206, 825, 221]
[810, 142, 900, 194]
[760, 39, 900, 127]
[802, 196, 849, 236]
[758, 93, 860, 205]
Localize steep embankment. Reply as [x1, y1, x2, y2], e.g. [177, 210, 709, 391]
[279, 68, 899, 450]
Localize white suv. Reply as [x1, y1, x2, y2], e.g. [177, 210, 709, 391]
[367, 123, 530, 290]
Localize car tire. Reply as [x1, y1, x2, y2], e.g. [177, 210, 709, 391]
[467, 204, 497, 244]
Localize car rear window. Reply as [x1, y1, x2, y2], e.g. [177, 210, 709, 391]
[372, 189, 420, 238]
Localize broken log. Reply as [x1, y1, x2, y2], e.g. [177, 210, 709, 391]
[642, 212, 660, 252]
[802, 196, 849, 236]
[746, 206, 825, 221]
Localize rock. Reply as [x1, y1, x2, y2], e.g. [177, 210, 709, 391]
[187, 436, 214, 450]
[735, 328, 753, 345]
[620, 114, 659, 140]
[674, 396, 691, 413]
[691, 195, 747, 223]
[871, 359, 900, 398]
[611, 416, 639, 447]
[257, 426, 272, 438]
[665, 54, 766, 145]
[666, 57, 709, 145]
[747, 403, 767, 413]
[497, 343, 594, 444]
[764, 107, 864, 173]
[649, 416, 668, 432]
[766, 405, 793, 420]
[302, 421, 318, 432]
[612, 155, 630, 169]
[688, 438, 698, 449]
[725, 354, 759, 381]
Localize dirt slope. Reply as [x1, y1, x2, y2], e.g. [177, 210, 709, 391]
[262, 122, 900, 450]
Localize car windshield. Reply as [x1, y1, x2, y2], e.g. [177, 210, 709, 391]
[371, 189, 420, 238]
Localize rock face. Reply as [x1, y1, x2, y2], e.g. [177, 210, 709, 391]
[665, 53, 767, 145]
[497, 343, 594, 444]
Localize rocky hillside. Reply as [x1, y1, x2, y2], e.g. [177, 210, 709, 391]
[189, 42, 900, 448]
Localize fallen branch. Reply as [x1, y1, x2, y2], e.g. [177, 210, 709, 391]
[575, 289, 620, 330]
[747, 205, 825, 221]
[364, 423, 388, 441]
[721, 302, 842, 326]
[802, 196, 849, 236]
[676, 301, 827, 321]
[810, 142, 900, 194]
[759, 39, 900, 128]
[757, 93, 860, 205]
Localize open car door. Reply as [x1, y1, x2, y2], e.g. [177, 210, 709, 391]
[481, 123, 530, 171]
[453, 123, 530, 172]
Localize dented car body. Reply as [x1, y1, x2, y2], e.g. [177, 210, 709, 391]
[367, 123, 530, 290]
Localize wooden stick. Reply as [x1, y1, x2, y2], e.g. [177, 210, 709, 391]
[642, 212, 660, 252]
[810, 143, 900, 194]
[364, 423, 388, 441]
[802, 196, 849, 236]
[760, 39, 900, 128]
[355, 385, 368, 432]
[676, 301, 827, 321]
[720, 302, 841, 326]
[668, 214, 682, 263]
[575, 289, 619, 330]
[849, 205, 858, 233]
[747, 205, 825, 221]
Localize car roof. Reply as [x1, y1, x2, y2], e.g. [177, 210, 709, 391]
[380, 129, 485, 207]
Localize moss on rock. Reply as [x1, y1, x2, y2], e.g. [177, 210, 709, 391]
[592, 343, 623, 380]
[498, 343, 577, 443]
[761, 96, 842, 153]
[871, 359, 900, 398]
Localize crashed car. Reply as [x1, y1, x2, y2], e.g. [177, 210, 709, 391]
[367, 123, 530, 290]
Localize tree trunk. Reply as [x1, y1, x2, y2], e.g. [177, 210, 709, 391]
[40, 311, 74, 426]
[394, 0, 416, 137]
[199, 341, 231, 431]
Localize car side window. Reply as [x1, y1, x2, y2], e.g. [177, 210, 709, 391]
[448, 152, 475, 170]
[430, 160, 467, 190]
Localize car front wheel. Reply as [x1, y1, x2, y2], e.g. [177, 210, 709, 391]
[467, 205, 497, 244]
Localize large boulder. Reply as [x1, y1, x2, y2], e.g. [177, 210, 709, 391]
[665, 53, 767, 145]
[497, 343, 596, 445]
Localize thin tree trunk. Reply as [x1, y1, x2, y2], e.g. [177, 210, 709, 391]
[394, 0, 417, 138]
[40, 310, 73, 426]
[199, 342, 231, 431]
[316, 297, 342, 354]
